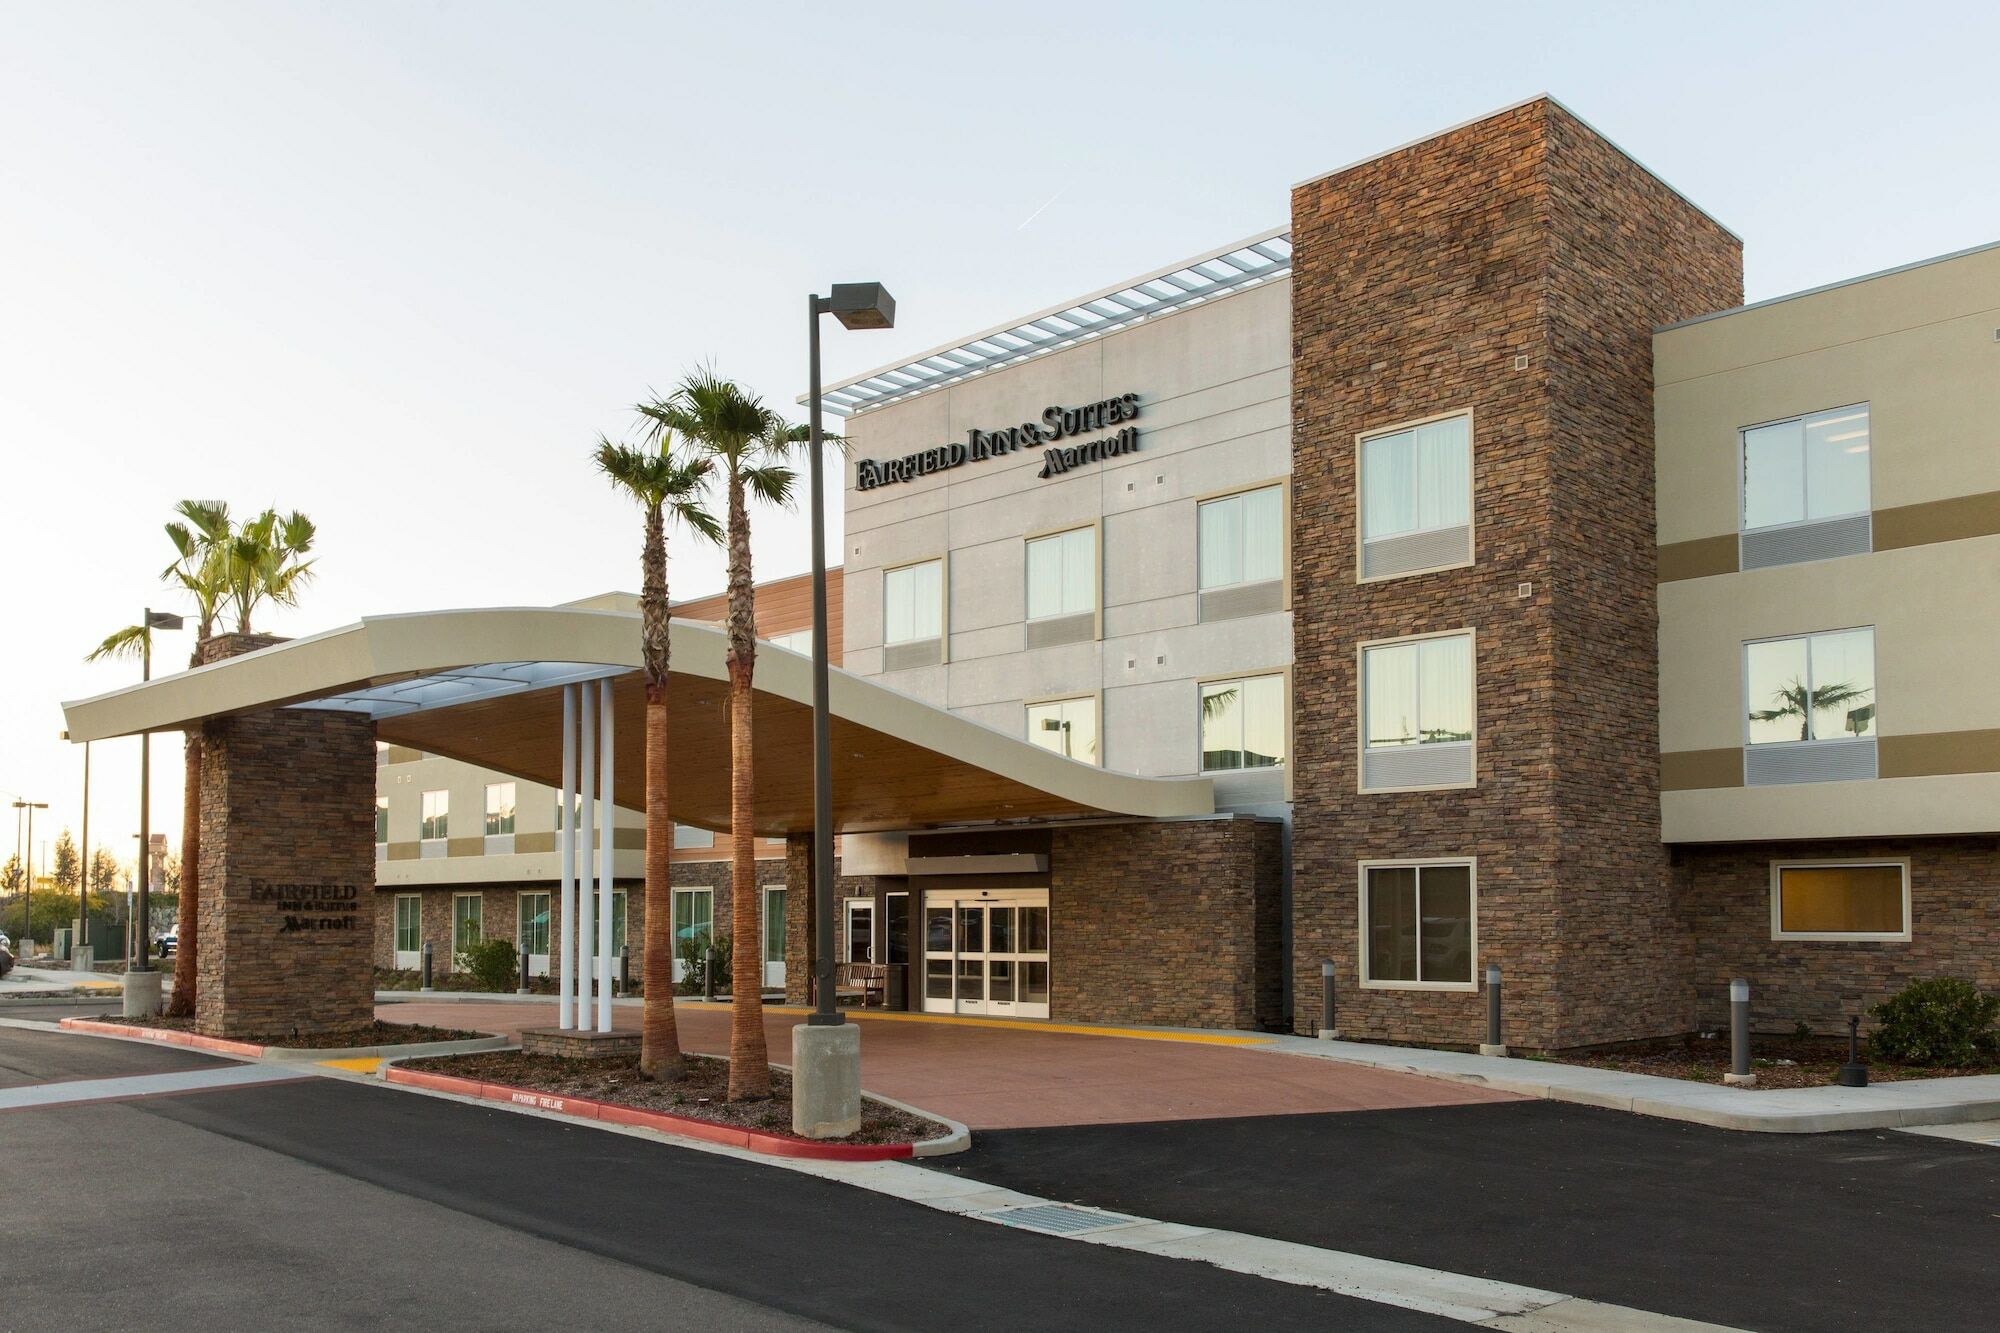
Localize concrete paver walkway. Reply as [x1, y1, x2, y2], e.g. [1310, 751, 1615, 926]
[378, 998, 1519, 1130]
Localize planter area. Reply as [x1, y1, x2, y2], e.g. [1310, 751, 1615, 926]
[1551, 1033, 1998, 1090]
[389, 1049, 960, 1159]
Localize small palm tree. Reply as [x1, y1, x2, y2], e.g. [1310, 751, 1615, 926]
[224, 508, 316, 633]
[640, 371, 803, 1102]
[595, 432, 719, 1078]
[1749, 677, 1872, 743]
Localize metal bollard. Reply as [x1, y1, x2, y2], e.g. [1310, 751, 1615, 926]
[516, 945, 530, 995]
[1837, 1014, 1869, 1088]
[1317, 959, 1337, 1039]
[1479, 964, 1507, 1056]
[1725, 978, 1755, 1085]
[620, 947, 630, 995]
[420, 941, 433, 992]
[702, 946, 716, 1002]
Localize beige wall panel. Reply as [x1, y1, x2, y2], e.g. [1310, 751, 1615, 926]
[1659, 535, 2000, 751]
[1664, 772, 2000, 842]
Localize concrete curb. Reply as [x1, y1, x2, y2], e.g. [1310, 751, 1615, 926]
[375, 1055, 962, 1160]
[1260, 1034, 2000, 1134]
[56, 1017, 508, 1064]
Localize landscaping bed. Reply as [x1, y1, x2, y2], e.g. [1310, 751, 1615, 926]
[1553, 1033, 1997, 1089]
[399, 1049, 945, 1146]
[101, 1014, 483, 1048]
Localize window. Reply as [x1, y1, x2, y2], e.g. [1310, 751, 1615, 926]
[1198, 485, 1284, 591]
[767, 629, 813, 654]
[1362, 861, 1475, 988]
[1771, 861, 1909, 941]
[883, 559, 944, 645]
[484, 783, 516, 836]
[420, 789, 448, 841]
[554, 793, 580, 834]
[1025, 527, 1096, 620]
[610, 889, 628, 956]
[1200, 674, 1287, 773]
[517, 892, 550, 958]
[674, 889, 713, 956]
[673, 823, 715, 849]
[764, 887, 787, 966]
[1359, 414, 1473, 579]
[1361, 632, 1474, 790]
[1745, 629, 1876, 745]
[394, 895, 421, 955]
[1027, 696, 1099, 765]
[452, 894, 482, 956]
[1742, 405, 1870, 532]
[375, 797, 389, 846]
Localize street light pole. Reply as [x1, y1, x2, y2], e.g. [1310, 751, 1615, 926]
[131, 608, 184, 974]
[795, 280, 895, 1138]
[12, 800, 46, 953]
[78, 739, 90, 953]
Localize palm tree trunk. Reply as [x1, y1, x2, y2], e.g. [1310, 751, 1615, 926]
[639, 684, 681, 1076]
[725, 475, 770, 1101]
[164, 730, 201, 1017]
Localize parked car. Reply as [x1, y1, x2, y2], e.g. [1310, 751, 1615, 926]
[0, 936, 14, 979]
[158, 927, 177, 958]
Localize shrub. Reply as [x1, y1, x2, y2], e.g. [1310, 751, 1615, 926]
[455, 936, 519, 993]
[1867, 977, 2000, 1066]
[675, 931, 732, 995]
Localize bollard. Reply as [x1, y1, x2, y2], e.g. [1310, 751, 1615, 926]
[420, 941, 433, 992]
[703, 946, 716, 1002]
[516, 945, 530, 995]
[1837, 1014, 1869, 1088]
[1725, 977, 1755, 1086]
[1479, 964, 1507, 1056]
[620, 947, 631, 996]
[1317, 959, 1338, 1039]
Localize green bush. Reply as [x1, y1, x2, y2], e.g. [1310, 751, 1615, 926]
[675, 931, 732, 995]
[1868, 977, 2000, 1066]
[455, 936, 519, 993]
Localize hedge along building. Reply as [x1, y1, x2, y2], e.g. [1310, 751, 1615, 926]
[59, 95, 2000, 1046]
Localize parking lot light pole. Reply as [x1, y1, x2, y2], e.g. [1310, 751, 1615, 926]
[795, 280, 895, 1139]
[11, 801, 47, 952]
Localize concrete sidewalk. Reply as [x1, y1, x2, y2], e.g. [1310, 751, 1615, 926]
[0, 965, 125, 998]
[1266, 1034, 2000, 1133]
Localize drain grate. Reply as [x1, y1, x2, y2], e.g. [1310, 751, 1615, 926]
[978, 1203, 1140, 1236]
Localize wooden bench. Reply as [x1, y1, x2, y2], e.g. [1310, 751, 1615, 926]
[834, 962, 888, 1008]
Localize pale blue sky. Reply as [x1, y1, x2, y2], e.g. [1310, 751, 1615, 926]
[4, 0, 1996, 874]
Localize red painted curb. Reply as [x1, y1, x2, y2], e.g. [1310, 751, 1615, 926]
[58, 1018, 267, 1057]
[382, 1065, 914, 1160]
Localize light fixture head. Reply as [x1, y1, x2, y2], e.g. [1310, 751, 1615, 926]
[145, 610, 185, 630]
[828, 282, 896, 331]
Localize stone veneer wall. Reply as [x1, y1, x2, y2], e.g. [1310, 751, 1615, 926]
[782, 836, 866, 1006]
[1676, 837, 2000, 1034]
[197, 633, 377, 1039]
[1053, 817, 1284, 1030]
[1288, 99, 1742, 1049]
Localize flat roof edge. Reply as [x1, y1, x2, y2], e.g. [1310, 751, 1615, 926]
[1656, 236, 2000, 333]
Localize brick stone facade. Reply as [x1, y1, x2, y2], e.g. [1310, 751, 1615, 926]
[1676, 837, 2000, 1034]
[1053, 818, 1284, 1030]
[196, 633, 377, 1039]
[782, 836, 867, 1007]
[1288, 99, 1743, 1049]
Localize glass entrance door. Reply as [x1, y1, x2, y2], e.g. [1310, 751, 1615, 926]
[922, 892, 1049, 1019]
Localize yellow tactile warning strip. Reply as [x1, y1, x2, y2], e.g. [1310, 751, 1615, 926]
[675, 1000, 1273, 1047]
[319, 1057, 384, 1073]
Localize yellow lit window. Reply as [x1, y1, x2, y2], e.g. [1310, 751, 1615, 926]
[1772, 863, 1907, 939]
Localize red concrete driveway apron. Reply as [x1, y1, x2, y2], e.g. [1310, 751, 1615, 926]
[378, 999, 1518, 1130]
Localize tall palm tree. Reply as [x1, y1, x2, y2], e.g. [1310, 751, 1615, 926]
[90, 500, 233, 1016]
[594, 433, 719, 1078]
[641, 371, 800, 1102]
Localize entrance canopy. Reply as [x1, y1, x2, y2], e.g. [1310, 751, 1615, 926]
[60, 607, 1214, 836]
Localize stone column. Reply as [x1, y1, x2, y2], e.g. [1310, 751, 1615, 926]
[196, 633, 377, 1039]
[783, 833, 814, 1007]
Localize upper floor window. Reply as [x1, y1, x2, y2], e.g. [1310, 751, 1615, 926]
[1742, 405, 1870, 531]
[375, 797, 389, 846]
[673, 823, 715, 850]
[1745, 628, 1876, 745]
[1198, 486, 1284, 591]
[1027, 696, 1099, 765]
[484, 782, 516, 836]
[420, 789, 448, 841]
[1361, 632, 1474, 791]
[883, 559, 944, 646]
[767, 629, 813, 654]
[1200, 674, 1286, 773]
[1359, 413, 1472, 580]
[1025, 527, 1096, 621]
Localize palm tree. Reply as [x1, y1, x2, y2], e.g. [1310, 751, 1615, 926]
[1749, 677, 1873, 742]
[90, 500, 233, 1017]
[595, 432, 720, 1078]
[224, 508, 316, 633]
[640, 371, 803, 1102]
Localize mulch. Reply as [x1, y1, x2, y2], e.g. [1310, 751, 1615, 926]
[1552, 1033, 1997, 1089]
[101, 1015, 484, 1049]
[400, 1049, 947, 1145]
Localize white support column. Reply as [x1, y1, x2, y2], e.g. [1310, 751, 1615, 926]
[578, 681, 597, 1023]
[558, 684, 577, 1029]
[597, 678, 616, 1033]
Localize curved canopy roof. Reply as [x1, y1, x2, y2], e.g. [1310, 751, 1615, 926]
[60, 607, 1214, 836]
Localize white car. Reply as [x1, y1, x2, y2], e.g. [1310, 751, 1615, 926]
[157, 928, 178, 958]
